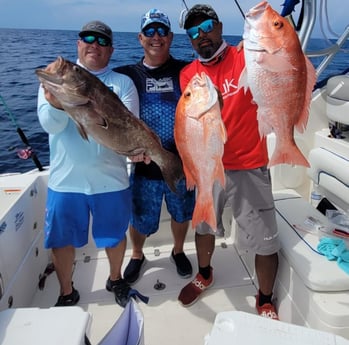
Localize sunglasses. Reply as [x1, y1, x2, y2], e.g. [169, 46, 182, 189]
[186, 19, 216, 40]
[142, 26, 170, 38]
[81, 35, 111, 47]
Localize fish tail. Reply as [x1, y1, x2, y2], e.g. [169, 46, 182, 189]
[191, 194, 217, 232]
[160, 152, 184, 193]
[268, 144, 310, 168]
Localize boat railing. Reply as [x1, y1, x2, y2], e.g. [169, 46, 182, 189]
[306, 26, 349, 78]
[295, 0, 349, 80]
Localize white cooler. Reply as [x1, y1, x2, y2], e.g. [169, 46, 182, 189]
[0, 307, 91, 345]
[205, 311, 349, 345]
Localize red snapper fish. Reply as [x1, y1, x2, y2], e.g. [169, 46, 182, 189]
[174, 72, 227, 231]
[238, 1, 317, 167]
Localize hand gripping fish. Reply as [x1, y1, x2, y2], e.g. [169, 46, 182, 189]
[174, 72, 227, 231]
[238, 1, 317, 167]
[35, 56, 183, 192]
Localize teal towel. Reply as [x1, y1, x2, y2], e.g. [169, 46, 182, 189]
[317, 237, 349, 274]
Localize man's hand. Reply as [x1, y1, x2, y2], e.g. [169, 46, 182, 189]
[129, 153, 151, 164]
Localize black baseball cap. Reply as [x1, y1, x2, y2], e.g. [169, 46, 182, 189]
[183, 4, 219, 29]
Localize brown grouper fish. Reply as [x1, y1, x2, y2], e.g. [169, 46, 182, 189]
[36, 56, 183, 192]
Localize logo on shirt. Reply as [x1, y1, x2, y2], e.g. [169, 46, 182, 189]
[146, 78, 174, 93]
[221, 77, 239, 98]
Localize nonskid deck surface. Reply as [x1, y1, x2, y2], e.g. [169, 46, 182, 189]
[31, 238, 258, 345]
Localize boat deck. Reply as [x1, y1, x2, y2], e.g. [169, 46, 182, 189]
[30, 214, 258, 345]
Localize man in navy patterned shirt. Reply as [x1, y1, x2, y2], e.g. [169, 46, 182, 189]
[114, 9, 195, 284]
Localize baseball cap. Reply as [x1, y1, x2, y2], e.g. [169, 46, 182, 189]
[183, 4, 219, 29]
[79, 20, 113, 42]
[140, 9, 171, 30]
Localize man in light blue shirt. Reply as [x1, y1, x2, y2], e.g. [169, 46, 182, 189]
[37, 20, 139, 308]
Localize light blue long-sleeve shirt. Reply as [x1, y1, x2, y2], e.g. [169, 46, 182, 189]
[37, 66, 139, 195]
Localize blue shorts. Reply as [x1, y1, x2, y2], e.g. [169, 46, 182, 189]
[130, 174, 195, 235]
[44, 188, 131, 249]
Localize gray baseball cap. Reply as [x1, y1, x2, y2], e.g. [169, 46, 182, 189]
[79, 20, 113, 42]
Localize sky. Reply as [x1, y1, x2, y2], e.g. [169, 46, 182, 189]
[0, 0, 347, 38]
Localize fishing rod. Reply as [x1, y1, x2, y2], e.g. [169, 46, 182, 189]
[233, 0, 245, 19]
[181, 0, 189, 10]
[0, 93, 44, 171]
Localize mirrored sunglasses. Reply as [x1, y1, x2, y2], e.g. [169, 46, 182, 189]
[186, 19, 216, 40]
[142, 26, 170, 38]
[81, 35, 111, 47]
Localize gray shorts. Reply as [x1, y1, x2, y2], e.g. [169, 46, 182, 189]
[196, 167, 280, 255]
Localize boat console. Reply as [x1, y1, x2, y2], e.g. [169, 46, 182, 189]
[307, 74, 349, 211]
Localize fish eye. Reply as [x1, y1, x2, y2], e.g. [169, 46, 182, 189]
[273, 20, 283, 29]
[184, 91, 191, 97]
[73, 65, 82, 74]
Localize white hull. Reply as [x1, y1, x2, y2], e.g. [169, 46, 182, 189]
[1, 1, 349, 343]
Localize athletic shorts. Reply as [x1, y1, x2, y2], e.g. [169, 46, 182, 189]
[130, 174, 195, 235]
[44, 188, 131, 249]
[196, 167, 280, 255]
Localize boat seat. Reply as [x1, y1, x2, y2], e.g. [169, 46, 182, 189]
[326, 75, 349, 125]
[307, 147, 349, 209]
[273, 191, 349, 292]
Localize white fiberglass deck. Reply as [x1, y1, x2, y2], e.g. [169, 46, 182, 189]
[30, 237, 257, 345]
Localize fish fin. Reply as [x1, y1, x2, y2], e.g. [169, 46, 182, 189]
[237, 67, 249, 93]
[257, 52, 294, 72]
[219, 120, 228, 143]
[183, 165, 196, 190]
[187, 89, 218, 120]
[96, 115, 108, 129]
[156, 150, 184, 193]
[257, 110, 273, 138]
[192, 192, 217, 232]
[295, 56, 317, 133]
[76, 123, 89, 141]
[268, 142, 310, 168]
[216, 88, 224, 110]
[215, 163, 226, 189]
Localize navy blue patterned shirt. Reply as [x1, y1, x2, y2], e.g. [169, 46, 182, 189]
[114, 56, 188, 179]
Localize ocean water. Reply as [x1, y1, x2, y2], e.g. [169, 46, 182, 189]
[0, 28, 347, 174]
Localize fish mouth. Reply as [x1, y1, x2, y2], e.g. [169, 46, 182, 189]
[244, 1, 269, 30]
[246, 1, 268, 18]
[191, 73, 214, 94]
[36, 70, 64, 86]
[35, 56, 86, 90]
[243, 1, 271, 52]
[35, 56, 66, 85]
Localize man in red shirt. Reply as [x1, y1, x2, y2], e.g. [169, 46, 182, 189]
[178, 4, 280, 320]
